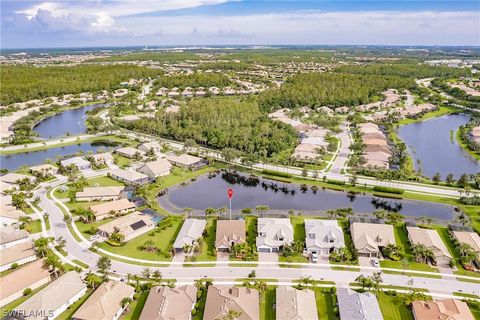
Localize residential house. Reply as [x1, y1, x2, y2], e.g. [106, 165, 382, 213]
[412, 299, 475, 320]
[29, 164, 58, 177]
[1, 173, 36, 185]
[75, 186, 125, 202]
[110, 169, 149, 185]
[60, 157, 91, 171]
[12, 272, 87, 320]
[139, 285, 197, 320]
[407, 227, 453, 267]
[275, 286, 318, 320]
[1, 195, 25, 226]
[138, 141, 163, 154]
[351, 223, 396, 258]
[90, 152, 115, 167]
[215, 220, 246, 252]
[0, 259, 51, 307]
[115, 147, 145, 159]
[0, 226, 30, 249]
[203, 286, 259, 320]
[0, 241, 36, 272]
[137, 159, 172, 179]
[89, 198, 136, 221]
[72, 281, 135, 320]
[337, 288, 383, 320]
[173, 219, 207, 252]
[304, 219, 345, 255]
[452, 231, 480, 257]
[165, 154, 207, 170]
[97, 211, 156, 242]
[256, 218, 294, 253]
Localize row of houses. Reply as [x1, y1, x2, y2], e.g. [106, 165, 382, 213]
[357, 122, 392, 169]
[470, 126, 480, 143]
[156, 85, 262, 98]
[356, 89, 401, 112]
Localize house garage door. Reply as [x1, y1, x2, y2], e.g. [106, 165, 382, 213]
[258, 247, 271, 253]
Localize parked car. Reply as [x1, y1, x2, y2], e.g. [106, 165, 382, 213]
[311, 252, 318, 263]
[372, 259, 380, 267]
[89, 235, 100, 242]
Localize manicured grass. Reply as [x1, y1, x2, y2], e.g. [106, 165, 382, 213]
[97, 216, 184, 261]
[291, 216, 306, 242]
[0, 283, 50, 315]
[195, 218, 217, 262]
[86, 176, 125, 187]
[25, 219, 42, 234]
[260, 285, 277, 320]
[313, 287, 339, 320]
[397, 106, 456, 126]
[246, 215, 258, 252]
[376, 291, 414, 320]
[123, 291, 149, 320]
[279, 254, 309, 264]
[381, 269, 442, 279]
[380, 260, 440, 274]
[113, 154, 132, 168]
[65, 200, 105, 213]
[453, 292, 480, 299]
[75, 218, 113, 238]
[72, 259, 89, 269]
[193, 286, 208, 320]
[56, 289, 94, 320]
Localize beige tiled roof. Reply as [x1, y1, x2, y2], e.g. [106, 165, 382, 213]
[412, 299, 475, 320]
[89, 198, 135, 218]
[97, 211, 155, 238]
[76, 186, 124, 199]
[0, 259, 50, 300]
[137, 159, 172, 177]
[0, 241, 36, 266]
[139, 285, 197, 320]
[351, 223, 395, 253]
[203, 286, 259, 320]
[276, 286, 318, 320]
[215, 220, 246, 248]
[0, 226, 29, 245]
[165, 153, 202, 166]
[452, 231, 480, 253]
[407, 227, 452, 260]
[72, 281, 134, 320]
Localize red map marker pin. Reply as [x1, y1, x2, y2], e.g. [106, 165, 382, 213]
[227, 188, 234, 199]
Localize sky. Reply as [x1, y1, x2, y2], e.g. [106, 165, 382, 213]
[1, 0, 479, 48]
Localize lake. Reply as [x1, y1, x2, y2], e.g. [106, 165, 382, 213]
[396, 114, 479, 179]
[158, 172, 457, 220]
[0, 140, 119, 171]
[33, 104, 104, 138]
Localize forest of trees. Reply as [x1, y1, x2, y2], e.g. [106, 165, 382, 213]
[258, 72, 414, 112]
[119, 98, 298, 157]
[195, 61, 251, 71]
[1, 65, 162, 105]
[335, 63, 471, 78]
[88, 51, 200, 62]
[154, 73, 234, 89]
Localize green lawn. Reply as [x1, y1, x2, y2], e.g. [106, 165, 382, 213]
[397, 106, 456, 126]
[246, 216, 258, 251]
[313, 288, 339, 320]
[66, 200, 105, 213]
[122, 291, 149, 320]
[260, 286, 277, 320]
[376, 292, 414, 320]
[25, 219, 42, 234]
[86, 176, 125, 187]
[291, 216, 306, 242]
[97, 216, 184, 261]
[113, 154, 132, 168]
[75, 218, 113, 238]
[195, 218, 217, 262]
[56, 289, 94, 320]
[380, 260, 440, 273]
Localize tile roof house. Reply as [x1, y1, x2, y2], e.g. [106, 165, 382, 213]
[173, 219, 207, 252]
[203, 286, 259, 320]
[0, 259, 51, 307]
[60, 157, 91, 171]
[13, 271, 87, 320]
[256, 218, 294, 253]
[304, 219, 345, 255]
[1, 195, 26, 227]
[72, 281, 135, 320]
[0, 226, 30, 249]
[75, 186, 125, 202]
[29, 164, 58, 176]
[90, 152, 115, 166]
[0, 241, 37, 272]
[139, 285, 197, 320]
[89, 198, 136, 221]
[1, 173, 36, 185]
[97, 211, 156, 242]
[138, 141, 163, 154]
[215, 220, 246, 251]
[407, 227, 453, 267]
[275, 286, 318, 320]
[165, 154, 207, 170]
[337, 288, 383, 320]
[452, 231, 480, 256]
[110, 169, 149, 185]
[115, 147, 145, 159]
[351, 222, 396, 258]
[137, 159, 172, 179]
[412, 299, 475, 320]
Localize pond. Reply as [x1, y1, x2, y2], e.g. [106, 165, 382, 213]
[396, 114, 479, 179]
[33, 104, 104, 138]
[158, 172, 457, 220]
[0, 140, 120, 171]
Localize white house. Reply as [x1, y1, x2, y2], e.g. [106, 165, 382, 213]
[110, 169, 149, 185]
[60, 157, 91, 171]
[304, 219, 345, 255]
[256, 218, 294, 253]
[173, 219, 207, 252]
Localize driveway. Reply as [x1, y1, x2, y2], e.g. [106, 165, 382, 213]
[171, 252, 186, 263]
[259, 252, 279, 264]
[359, 256, 377, 268]
[216, 252, 230, 266]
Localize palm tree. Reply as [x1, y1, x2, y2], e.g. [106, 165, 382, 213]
[56, 236, 66, 250]
[85, 271, 98, 289]
[456, 243, 477, 266]
[183, 207, 194, 218]
[222, 310, 242, 320]
[371, 272, 383, 292]
[44, 253, 63, 278]
[34, 237, 51, 258]
[96, 256, 112, 279]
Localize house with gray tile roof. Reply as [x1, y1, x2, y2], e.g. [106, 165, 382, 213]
[304, 219, 345, 255]
[337, 288, 383, 320]
[256, 218, 294, 253]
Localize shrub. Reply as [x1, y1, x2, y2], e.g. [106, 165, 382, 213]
[23, 288, 32, 296]
[327, 179, 346, 186]
[261, 170, 292, 178]
[373, 186, 404, 194]
[11, 263, 18, 269]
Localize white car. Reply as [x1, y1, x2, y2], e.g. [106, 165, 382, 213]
[89, 235, 100, 242]
[372, 259, 380, 267]
[311, 253, 318, 263]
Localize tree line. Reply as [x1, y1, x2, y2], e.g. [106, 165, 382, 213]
[153, 73, 234, 89]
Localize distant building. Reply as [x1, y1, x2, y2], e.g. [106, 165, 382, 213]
[165, 154, 207, 170]
[137, 159, 172, 179]
[0, 241, 36, 272]
[173, 219, 207, 252]
[411, 299, 475, 320]
[139, 285, 197, 320]
[29, 164, 58, 177]
[256, 218, 294, 253]
[97, 211, 156, 242]
[203, 286, 259, 320]
[275, 286, 318, 320]
[215, 220, 246, 251]
[138, 141, 163, 154]
[115, 147, 145, 159]
[304, 219, 345, 255]
[337, 288, 383, 320]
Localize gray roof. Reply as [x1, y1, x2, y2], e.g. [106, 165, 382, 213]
[173, 219, 207, 249]
[337, 288, 383, 320]
[256, 218, 293, 249]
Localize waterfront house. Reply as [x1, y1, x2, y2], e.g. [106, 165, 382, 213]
[97, 211, 156, 242]
[75, 186, 125, 202]
[337, 288, 384, 320]
[304, 219, 345, 255]
[203, 286, 259, 320]
[452, 231, 480, 257]
[115, 146, 145, 159]
[1, 195, 26, 226]
[412, 299, 475, 320]
[138, 141, 163, 154]
[29, 164, 58, 177]
[110, 169, 149, 185]
[90, 152, 114, 167]
[256, 218, 294, 253]
[215, 220, 246, 252]
[72, 281, 135, 320]
[60, 157, 91, 171]
[12, 272, 87, 320]
[173, 219, 207, 252]
[351, 222, 395, 258]
[1, 172, 36, 185]
[137, 159, 172, 179]
[0, 259, 51, 307]
[89, 198, 136, 221]
[0, 241, 36, 272]
[139, 285, 197, 320]
[276, 286, 318, 320]
[165, 154, 207, 170]
[407, 227, 452, 267]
